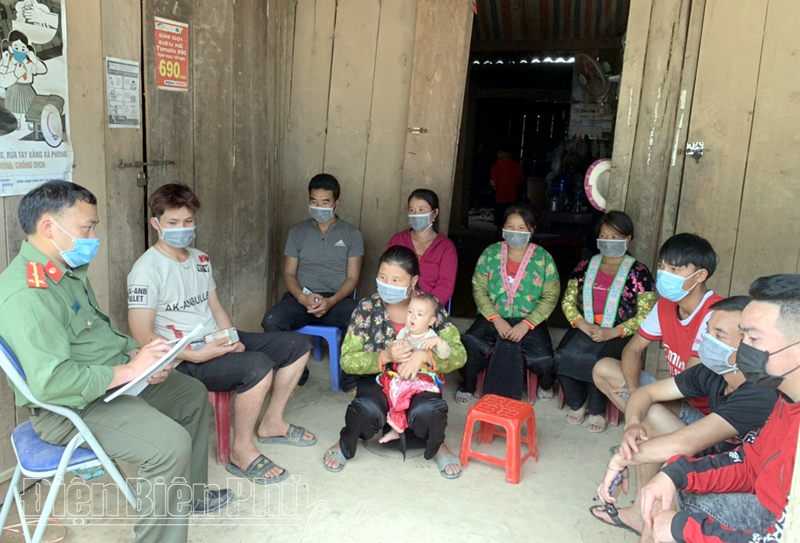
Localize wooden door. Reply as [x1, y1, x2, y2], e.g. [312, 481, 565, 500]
[142, 0, 271, 330]
[730, 0, 800, 294]
[675, 0, 800, 296]
[673, 0, 768, 295]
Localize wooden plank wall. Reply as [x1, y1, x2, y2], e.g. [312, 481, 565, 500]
[280, 0, 461, 296]
[615, 0, 693, 269]
[142, 0, 275, 331]
[730, 0, 800, 294]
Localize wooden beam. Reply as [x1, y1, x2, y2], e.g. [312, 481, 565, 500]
[622, 0, 694, 269]
[101, 0, 145, 332]
[606, 0, 653, 211]
[470, 37, 622, 53]
[401, 0, 475, 235]
[231, 0, 269, 330]
[656, 0, 706, 255]
[192, 0, 235, 311]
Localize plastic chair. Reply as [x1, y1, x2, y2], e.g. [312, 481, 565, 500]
[459, 394, 538, 484]
[0, 336, 137, 543]
[557, 385, 620, 426]
[296, 290, 356, 391]
[209, 391, 234, 465]
[296, 326, 343, 391]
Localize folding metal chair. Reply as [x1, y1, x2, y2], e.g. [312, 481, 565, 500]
[0, 336, 137, 543]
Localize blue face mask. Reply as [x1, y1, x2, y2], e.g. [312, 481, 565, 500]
[309, 205, 335, 223]
[656, 269, 701, 302]
[376, 279, 411, 305]
[51, 221, 100, 268]
[12, 50, 27, 63]
[157, 220, 196, 249]
[699, 333, 738, 375]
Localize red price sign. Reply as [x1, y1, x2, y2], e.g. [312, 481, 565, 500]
[154, 17, 189, 91]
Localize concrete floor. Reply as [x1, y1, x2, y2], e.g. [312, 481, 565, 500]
[4, 325, 640, 542]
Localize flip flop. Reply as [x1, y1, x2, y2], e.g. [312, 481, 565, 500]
[435, 456, 463, 480]
[226, 455, 288, 485]
[589, 505, 642, 537]
[258, 423, 317, 446]
[323, 448, 346, 473]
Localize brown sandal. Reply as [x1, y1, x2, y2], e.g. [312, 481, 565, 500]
[586, 414, 607, 433]
[566, 404, 588, 425]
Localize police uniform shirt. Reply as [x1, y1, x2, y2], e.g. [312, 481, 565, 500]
[0, 241, 137, 408]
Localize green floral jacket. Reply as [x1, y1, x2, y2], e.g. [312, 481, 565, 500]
[341, 293, 467, 376]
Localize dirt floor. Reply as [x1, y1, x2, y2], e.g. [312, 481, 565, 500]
[3, 325, 640, 542]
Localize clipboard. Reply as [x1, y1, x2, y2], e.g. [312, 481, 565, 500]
[104, 324, 204, 402]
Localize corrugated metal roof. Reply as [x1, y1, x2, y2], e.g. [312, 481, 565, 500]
[473, 0, 630, 42]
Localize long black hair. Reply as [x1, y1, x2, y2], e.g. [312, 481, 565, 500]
[379, 245, 420, 278]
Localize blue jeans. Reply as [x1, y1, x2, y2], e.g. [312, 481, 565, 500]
[677, 491, 774, 533]
[618, 371, 705, 425]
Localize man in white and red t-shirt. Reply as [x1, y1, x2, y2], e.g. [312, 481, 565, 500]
[593, 233, 722, 423]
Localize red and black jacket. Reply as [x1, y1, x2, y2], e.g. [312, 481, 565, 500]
[661, 395, 800, 542]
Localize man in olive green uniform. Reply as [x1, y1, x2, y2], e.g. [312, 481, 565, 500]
[0, 181, 231, 543]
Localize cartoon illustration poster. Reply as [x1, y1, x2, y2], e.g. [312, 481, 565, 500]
[0, 0, 73, 197]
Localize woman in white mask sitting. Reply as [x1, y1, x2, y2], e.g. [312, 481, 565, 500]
[322, 246, 467, 479]
[386, 189, 457, 307]
[556, 211, 656, 432]
[455, 204, 560, 404]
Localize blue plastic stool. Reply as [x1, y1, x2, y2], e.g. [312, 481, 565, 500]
[296, 325, 343, 391]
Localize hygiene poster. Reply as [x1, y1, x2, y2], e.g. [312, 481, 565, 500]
[105, 57, 140, 129]
[0, 0, 73, 197]
[154, 16, 189, 91]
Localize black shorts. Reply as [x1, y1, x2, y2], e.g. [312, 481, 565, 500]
[176, 331, 311, 394]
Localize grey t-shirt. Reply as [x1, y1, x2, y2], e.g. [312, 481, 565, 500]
[127, 247, 218, 347]
[284, 218, 364, 293]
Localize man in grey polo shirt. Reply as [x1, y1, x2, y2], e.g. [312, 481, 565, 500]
[262, 174, 363, 386]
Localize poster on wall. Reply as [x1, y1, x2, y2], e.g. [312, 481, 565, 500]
[0, 0, 73, 197]
[154, 17, 189, 91]
[105, 57, 140, 129]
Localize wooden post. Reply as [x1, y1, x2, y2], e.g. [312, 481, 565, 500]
[400, 0, 474, 235]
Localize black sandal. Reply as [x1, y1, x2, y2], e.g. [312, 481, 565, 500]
[589, 504, 642, 536]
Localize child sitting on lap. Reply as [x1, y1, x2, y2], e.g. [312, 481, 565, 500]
[378, 294, 451, 443]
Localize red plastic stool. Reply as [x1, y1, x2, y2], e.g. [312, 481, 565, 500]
[476, 369, 540, 404]
[209, 391, 234, 465]
[459, 394, 538, 484]
[557, 385, 620, 426]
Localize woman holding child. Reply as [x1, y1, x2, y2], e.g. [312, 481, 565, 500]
[556, 211, 656, 432]
[322, 246, 466, 479]
[456, 204, 560, 404]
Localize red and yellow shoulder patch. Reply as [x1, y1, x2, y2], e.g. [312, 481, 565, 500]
[44, 261, 63, 282]
[26, 262, 48, 289]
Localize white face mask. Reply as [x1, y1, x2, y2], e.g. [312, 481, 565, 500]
[408, 212, 433, 233]
[309, 205, 335, 223]
[502, 229, 531, 249]
[597, 239, 628, 258]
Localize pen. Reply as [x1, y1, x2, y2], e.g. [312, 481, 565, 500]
[165, 337, 182, 345]
[593, 471, 624, 501]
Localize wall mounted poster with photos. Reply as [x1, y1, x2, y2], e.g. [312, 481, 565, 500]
[0, 0, 73, 197]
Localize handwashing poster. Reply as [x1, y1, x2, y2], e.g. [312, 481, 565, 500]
[0, 0, 73, 197]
